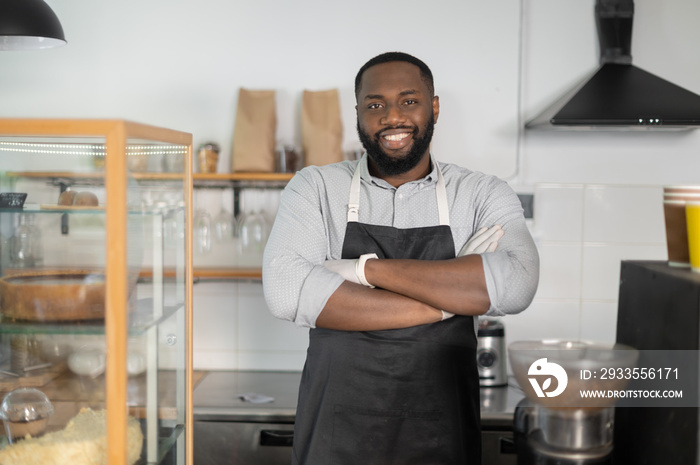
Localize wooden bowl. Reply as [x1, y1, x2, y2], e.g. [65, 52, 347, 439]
[0, 270, 107, 322]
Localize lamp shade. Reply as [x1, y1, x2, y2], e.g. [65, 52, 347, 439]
[0, 0, 66, 50]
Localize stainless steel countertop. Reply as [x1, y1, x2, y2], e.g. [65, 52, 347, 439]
[193, 371, 301, 422]
[193, 370, 525, 427]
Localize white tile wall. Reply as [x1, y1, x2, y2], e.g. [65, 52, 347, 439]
[193, 349, 239, 371]
[237, 351, 307, 371]
[579, 301, 618, 344]
[581, 244, 666, 300]
[237, 282, 309, 353]
[193, 281, 308, 371]
[501, 183, 669, 370]
[504, 301, 582, 344]
[193, 283, 239, 352]
[532, 184, 584, 242]
[582, 185, 665, 244]
[532, 244, 582, 300]
[192, 182, 673, 372]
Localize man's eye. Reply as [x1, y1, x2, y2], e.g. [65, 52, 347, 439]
[367, 103, 382, 110]
[404, 99, 417, 105]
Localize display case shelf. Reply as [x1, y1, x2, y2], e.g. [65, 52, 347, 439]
[6, 171, 186, 182]
[0, 205, 183, 215]
[7, 171, 292, 184]
[0, 301, 184, 337]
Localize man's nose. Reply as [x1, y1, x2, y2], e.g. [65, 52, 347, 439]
[381, 104, 406, 125]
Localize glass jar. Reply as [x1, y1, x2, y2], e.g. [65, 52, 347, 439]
[197, 143, 220, 173]
[276, 145, 300, 173]
[9, 213, 35, 268]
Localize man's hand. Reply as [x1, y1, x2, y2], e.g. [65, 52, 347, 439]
[323, 259, 361, 284]
[323, 253, 378, 287]
[459, 225, 504, 256]
[441, 310, 455, 320]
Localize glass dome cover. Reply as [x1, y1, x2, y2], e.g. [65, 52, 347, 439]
[0, 388, 54, 422]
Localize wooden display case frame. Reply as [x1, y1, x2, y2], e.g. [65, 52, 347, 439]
[0, 119, 194, 465]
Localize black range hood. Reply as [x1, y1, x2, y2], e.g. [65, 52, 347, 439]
[526, 0, 700, 130]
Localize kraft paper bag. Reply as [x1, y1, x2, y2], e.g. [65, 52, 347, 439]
[301, 89, 344, 167]
[232, 88, 276, 172]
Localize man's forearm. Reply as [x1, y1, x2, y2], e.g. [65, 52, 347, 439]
[315, 281, 443, 331]
[363, 254, 491, 315]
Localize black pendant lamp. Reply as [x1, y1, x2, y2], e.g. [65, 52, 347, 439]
[0, 0, 66, 50]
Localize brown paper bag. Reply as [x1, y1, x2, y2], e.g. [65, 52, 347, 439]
[232, 88, 276, 172]
[301, 89, 344, 167]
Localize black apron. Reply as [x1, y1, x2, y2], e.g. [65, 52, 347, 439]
[292, 159, 480, 465]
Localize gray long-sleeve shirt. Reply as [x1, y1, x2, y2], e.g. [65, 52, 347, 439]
[262, 155, 539, 328]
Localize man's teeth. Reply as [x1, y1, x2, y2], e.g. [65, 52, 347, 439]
[384, 133, 410, 141]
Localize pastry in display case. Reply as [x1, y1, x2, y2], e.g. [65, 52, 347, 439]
[0, 119, 193, 465]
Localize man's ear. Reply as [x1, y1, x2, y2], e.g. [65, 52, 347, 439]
[432, 96, 440, 124]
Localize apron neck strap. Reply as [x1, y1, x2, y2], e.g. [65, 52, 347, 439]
[348, 157, 450, 226]
[348, 165, 362, 222]
[435, 161, 449, 226]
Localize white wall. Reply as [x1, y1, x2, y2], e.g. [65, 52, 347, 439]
[521, 0, 700, 186]
[503, 0, 700, 365]
[2, 0, 699, 371]
[0, 0, 521, 177]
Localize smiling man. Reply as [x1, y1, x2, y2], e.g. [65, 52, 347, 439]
[355, 59, 436, 181]
[263, 52, 539, 464]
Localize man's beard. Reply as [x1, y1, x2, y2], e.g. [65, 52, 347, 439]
[357, 114, 434, 177]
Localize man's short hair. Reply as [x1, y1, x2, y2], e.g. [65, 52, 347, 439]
[354, 52, 435, 100]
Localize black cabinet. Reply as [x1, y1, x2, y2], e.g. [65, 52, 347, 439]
[614, 261, 700, 465]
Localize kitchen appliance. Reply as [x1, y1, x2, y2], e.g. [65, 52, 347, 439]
[193, 371, 298, 465]
[508, 340, 638, 464]
[477, 318, 508, 387]
[526, 0, 700, 129]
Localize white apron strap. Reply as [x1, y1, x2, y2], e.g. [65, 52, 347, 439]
[435, 161, 450, 226]
[347, 157, 450, 226]
[348, 163, 362, 222]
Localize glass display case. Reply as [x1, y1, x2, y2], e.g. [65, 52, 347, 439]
[0, 119, 193, 465]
